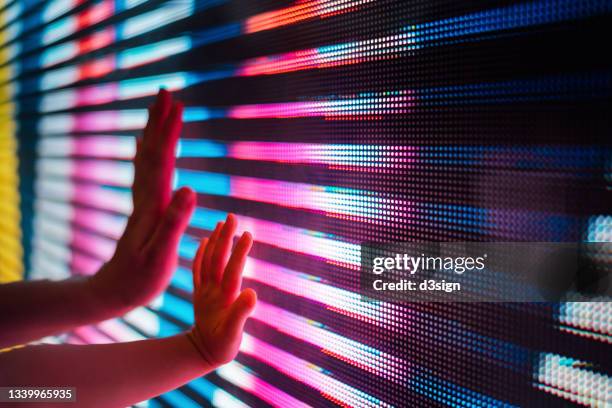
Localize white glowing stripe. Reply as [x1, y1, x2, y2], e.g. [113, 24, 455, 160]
[97, 319, 146, 342]
[33, 215, 116, 260]
[37, 158, 134, 187]
[559, 302, 612, 343]
[240, 333, 394, 408]
[30, 250, 71, 280]
[120, 1, 194, 39]
[217, 361, 310, 408]
[38, 135, 136, 158]
[36, 199, 127, 240]
[118, 36, 192, 69]
[40, 66, 81, 91]
[32, 234, 71, 265]
[42, 15, 77, 45]
[210, 390, 250, 408]
[123, 307, 160, 336]
[536, 354, 611, 406]
[40, 42, 78, 68]
[43, 0, 79, 22]
[35, 178, 132, 215]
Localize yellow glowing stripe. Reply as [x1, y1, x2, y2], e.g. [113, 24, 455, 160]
[0, 8, 23, 283]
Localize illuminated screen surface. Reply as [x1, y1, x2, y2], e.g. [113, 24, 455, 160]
[1, 0, 611, 406]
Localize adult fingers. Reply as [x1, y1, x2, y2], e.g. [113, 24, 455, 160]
[221, 232, 253, 296]
[210, 214, 237, 284]
[145, 187, 195, 260]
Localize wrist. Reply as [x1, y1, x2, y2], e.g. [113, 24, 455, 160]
[185, 329, 218, 370]
[85, 265, 134, 318]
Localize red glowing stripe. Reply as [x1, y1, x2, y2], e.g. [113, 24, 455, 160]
[76, 0, 114, 31]
[78, 26, 116, 54]
[245, 0, 374, 34]
[79, 55, 117, 81]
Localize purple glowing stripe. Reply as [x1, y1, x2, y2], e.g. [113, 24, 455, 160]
[240, 333, 394, 408]
[217, 361, 310, 408]
[228, 91, 413, 119]
[253, 301, 408, 381]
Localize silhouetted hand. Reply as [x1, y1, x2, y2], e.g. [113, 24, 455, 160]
[89, 89, 196, 313]
[188, 214, 257, 366]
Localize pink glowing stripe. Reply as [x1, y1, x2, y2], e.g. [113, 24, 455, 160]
[217, 362, 310, 408]
[242, 256, 404, 329]
[228, 92, 413, 119]
[230, 214, 360, 266]
[240, 334, 393, 407]
[229, 141, 418, 170]
[229, 175, 409, 222]
[252, 301, 408, 381]
[72, 326, 114, 344]
[245, 0, 374, 34]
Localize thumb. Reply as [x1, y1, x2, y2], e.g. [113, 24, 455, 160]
[146, 187, 195, 256]
[223, 288, 257, 338]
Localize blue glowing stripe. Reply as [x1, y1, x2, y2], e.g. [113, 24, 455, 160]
[159, 292, 194, 325]
[178, 139, 227, 158]
[183, 107, 227, 122]
[410, 372, 518, 408]
[157, 389, 201, 408]
[171, 266, 194, 293]
[408, 0, 612, 44]
[174, 169, 231, 195]
[191, 22, 243, 47]
[179, 235, 199, 260]
[189, 207, 228, 230]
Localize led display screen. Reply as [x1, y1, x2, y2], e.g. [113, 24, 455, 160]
[1, 0, 611, 406]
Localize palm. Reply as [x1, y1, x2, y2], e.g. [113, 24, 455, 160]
[189, 215, 256, 366]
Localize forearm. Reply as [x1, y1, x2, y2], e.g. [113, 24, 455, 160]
[0, 277, 120, 348]
[0, 333, 212, 408]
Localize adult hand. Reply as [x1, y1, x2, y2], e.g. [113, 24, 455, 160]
[89, 89, 195, 313]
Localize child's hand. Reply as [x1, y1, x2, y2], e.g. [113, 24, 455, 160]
[89, 89, 196, 313]
[188, 214, 257, 366]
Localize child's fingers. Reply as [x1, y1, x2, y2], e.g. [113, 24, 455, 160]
[222, 288, 257, 338]
[221, 232, 253, 296]
[193, 238, 208, 289]
[203, 222, 223, 287]
[210, 214, 237, 284]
